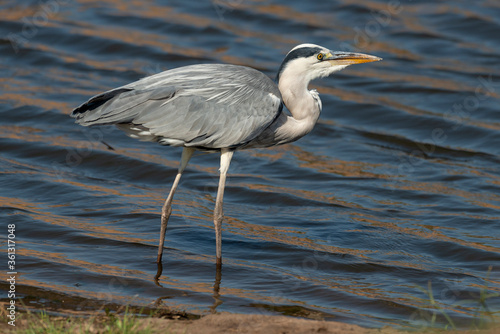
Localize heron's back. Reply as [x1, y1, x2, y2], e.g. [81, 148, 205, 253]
[71, 64, 283, 149]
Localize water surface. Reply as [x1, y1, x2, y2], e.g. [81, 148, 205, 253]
[1, 0, 499, 329]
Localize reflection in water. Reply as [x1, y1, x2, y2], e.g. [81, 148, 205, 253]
[1, 0, 499, 329]
[154, 261, 223, 314]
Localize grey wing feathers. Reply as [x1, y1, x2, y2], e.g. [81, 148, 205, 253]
[71, 64, 283, 149]
[72, 86, 177, 125]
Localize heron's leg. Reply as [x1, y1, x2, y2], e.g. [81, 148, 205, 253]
[213, 148, 234, 265]
[156, 147, 195, 263]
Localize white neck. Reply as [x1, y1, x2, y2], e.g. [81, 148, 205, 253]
[241, 57, 333, 149]
[273, 63, 321, 144]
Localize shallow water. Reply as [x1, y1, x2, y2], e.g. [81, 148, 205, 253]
[1, 0, 499, 329]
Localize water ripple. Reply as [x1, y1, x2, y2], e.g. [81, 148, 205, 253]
[1, 0, 499, 329]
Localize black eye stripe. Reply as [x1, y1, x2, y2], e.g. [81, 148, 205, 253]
[285, 47, 322, 62]
[277, 46, 323, 81]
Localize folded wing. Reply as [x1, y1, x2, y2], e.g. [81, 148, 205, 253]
[71, 64, 283, 149]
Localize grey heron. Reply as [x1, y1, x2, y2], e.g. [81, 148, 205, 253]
[71, 43, 381, 265]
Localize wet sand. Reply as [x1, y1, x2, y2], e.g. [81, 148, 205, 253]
[2, 310, 498, 334]
[108, 313, 500, 334]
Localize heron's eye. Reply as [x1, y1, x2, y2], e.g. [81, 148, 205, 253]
[317, 53, 324, 60]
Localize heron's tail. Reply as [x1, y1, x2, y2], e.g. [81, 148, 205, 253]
[70, 88, 133, 125]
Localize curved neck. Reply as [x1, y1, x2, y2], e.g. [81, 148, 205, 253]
[242, 65, 322, 149]
[278, 64, 319, 120]
[274, 66, 321, 143]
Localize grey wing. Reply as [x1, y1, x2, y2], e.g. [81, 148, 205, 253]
[71, 64, 283, 149]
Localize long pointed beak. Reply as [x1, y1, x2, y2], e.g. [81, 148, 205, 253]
[325, 52, 382, 65]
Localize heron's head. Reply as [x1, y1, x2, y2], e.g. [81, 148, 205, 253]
[276, 43, 381, 84]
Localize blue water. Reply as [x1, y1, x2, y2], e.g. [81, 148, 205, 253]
[1, 0, 499, 329]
